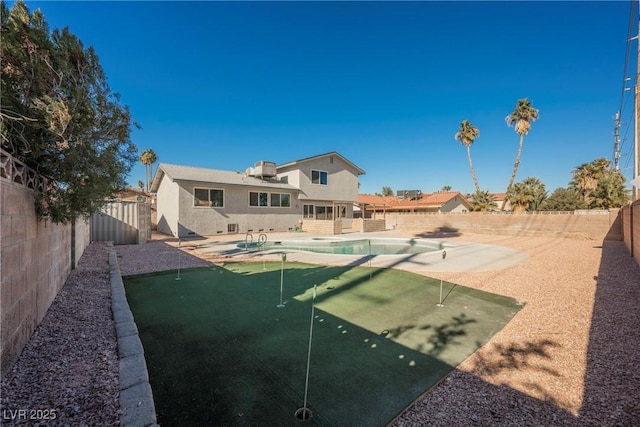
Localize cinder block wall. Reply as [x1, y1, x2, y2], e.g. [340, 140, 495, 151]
[301, 219, 342, 235]
[387, 210, 621, 241]
[621, 201, 640, 265]
[1, 164, 90, 374]
[352, 218, 385, 233]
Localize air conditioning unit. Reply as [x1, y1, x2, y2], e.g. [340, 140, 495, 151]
[254, 161, 277, 178]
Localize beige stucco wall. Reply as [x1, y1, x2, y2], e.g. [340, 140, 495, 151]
[1, 175, 90, 374]
[441, 197, 470, 213]
[175, 181, 302, 237]
[155, 173, 180, 236]
[278, 155, 360, 202]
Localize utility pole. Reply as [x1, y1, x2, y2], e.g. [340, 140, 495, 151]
[635, 12, 640, 201]
[614, 111, 621, 170]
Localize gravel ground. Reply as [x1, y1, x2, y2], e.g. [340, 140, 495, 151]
[1, 243, 119, 426]
[1, 233, 639, 426]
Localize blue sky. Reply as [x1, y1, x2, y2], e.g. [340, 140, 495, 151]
[19, 1, 637, 195]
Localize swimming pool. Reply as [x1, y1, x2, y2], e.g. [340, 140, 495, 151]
[238, 238, 443, 255]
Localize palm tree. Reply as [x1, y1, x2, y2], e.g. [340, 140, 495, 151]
[469, 190, 497, 212]
[569, 158, 609, 206]
[507, 177, 547, 212]
[502, 98, 539, 210]
[140, 149, 158, 192]
[454, 120, 481, 193]
[570, 158, 630, 208]
[507, 182, 534, 212]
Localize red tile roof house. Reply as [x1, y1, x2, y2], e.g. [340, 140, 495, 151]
[150, 152, 365, 237]
[356, 191, 472, 219]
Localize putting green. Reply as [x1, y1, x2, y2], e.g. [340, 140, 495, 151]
[124, 262, 523, 426]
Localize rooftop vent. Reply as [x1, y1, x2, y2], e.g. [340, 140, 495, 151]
[253, 161, 277, 179]
[396, 190, 422, 200]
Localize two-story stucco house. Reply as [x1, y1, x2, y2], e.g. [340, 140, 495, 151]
[150, 152, 365, 237]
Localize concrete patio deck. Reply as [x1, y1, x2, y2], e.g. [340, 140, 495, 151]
[172, 230, 530, 274]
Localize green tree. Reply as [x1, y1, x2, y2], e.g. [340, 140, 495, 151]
[541, 187, 587, 211]
[137, 180, 145, 191]
[569, 158, 609, 206]
[440, 185, 452, 192]
[568, 158, 629, 208]
[140, 148, 158, 192]
[503, 98, 539, 210]
[469, 190, 497, 212]
[454, 120, 481, 193]
[1, 1, 137, 222]
[507, 182, 534, 212]
[507, 177, 547, 212]
[590, 168, 629, 209]
[381, 186, 393, 196]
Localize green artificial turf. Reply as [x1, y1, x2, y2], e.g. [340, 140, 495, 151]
[124, 262, 523, 426]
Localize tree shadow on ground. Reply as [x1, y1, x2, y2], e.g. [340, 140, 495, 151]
[393, 238, 640, 426]
[385, 314, 477, 357]
[414, 226, 462, 239]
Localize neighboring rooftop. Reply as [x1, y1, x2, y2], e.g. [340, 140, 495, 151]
[358, 191, 470, 210]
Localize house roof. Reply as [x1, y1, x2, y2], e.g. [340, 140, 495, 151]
[358, 191, 471, 210]
[277, 151, 366, 176]
[357, 194, 396, 205]
[150, 163, 299, 193]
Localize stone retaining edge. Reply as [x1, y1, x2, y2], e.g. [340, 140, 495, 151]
[109, 249, 159, 427]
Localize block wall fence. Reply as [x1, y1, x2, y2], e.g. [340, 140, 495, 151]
[621, 200, 640, 266]
[387, 210, 622, 241]
[1, 152, 90, 375]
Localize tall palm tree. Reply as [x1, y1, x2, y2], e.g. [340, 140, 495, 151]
[503, 98, 539, 210]
[454, 120, 481, 193]
[140, 148, 158, 192]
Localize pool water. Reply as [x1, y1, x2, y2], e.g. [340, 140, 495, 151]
[239, 238, 442, 255]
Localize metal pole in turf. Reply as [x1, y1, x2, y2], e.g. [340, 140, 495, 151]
[277, 253, 286, 308]
[260, 233, 267, 270]
[175, 238, 182, 281]
[296, 285, 317, 421]
[436, 250, 446, 306]
[368, 239, 372, 280]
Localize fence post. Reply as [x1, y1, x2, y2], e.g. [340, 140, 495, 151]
[631, 202, 635, 258]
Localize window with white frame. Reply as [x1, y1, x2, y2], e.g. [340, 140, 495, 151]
[270, 193, 291, 207]
[250, 191, 291, 207]
[315, 205, 333, 220]
[194, 188, 224, 207]
[311, 170, 328, 185]
[249, 191, 269, 207]
[303, 204, 314, 219]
